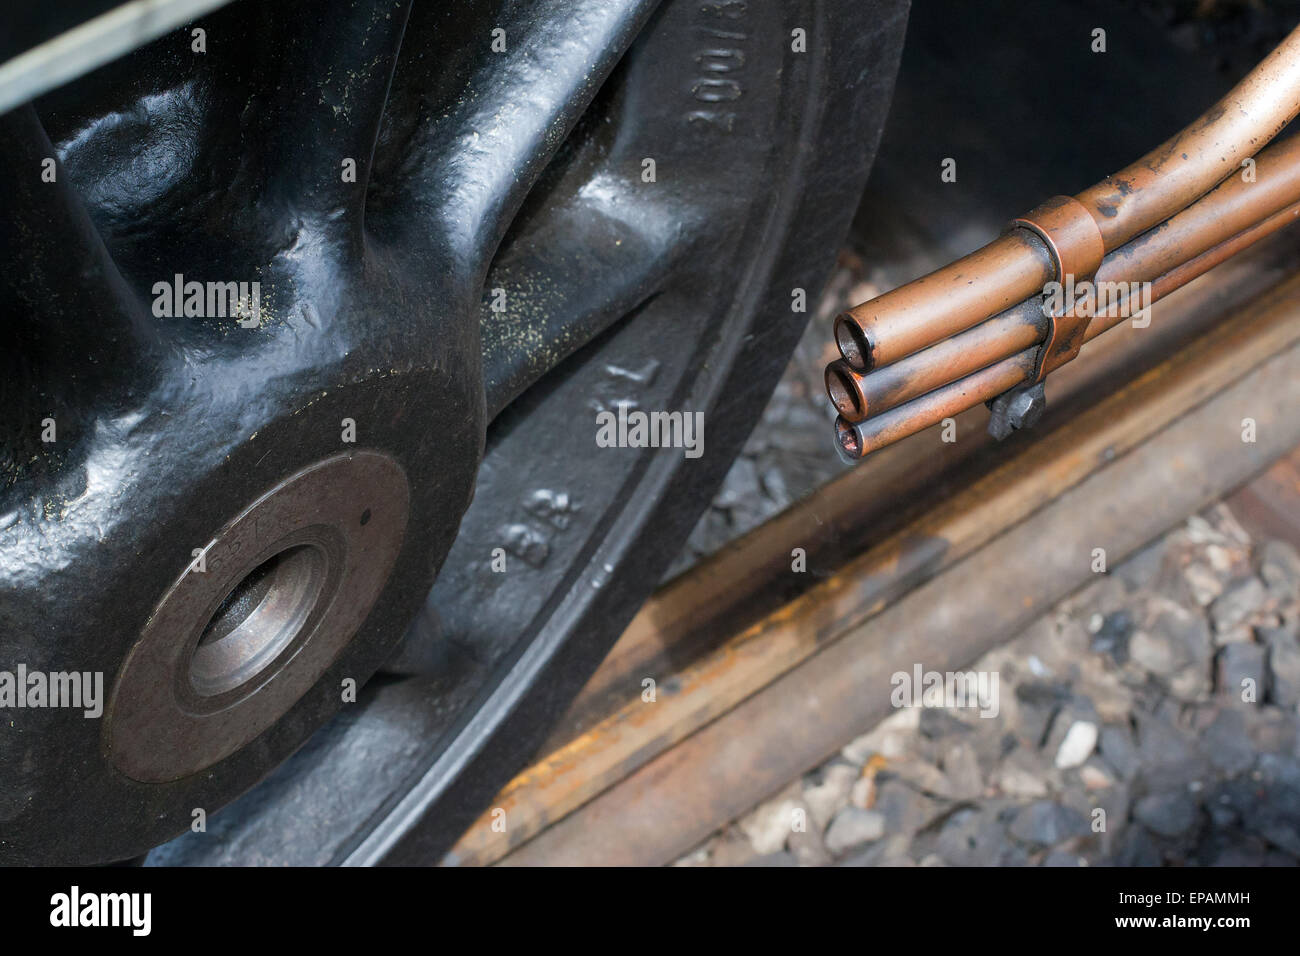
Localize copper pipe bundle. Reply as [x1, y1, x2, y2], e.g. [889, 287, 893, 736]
[829, 24, 1300, 459]
[828, 134, 1300, 422]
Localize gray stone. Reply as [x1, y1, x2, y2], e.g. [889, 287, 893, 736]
[1008, 801, 1090, 847]
[941, 741, 984, 801]
[1207, 846, 1268, 867]
[1205, 544, 1238, 575]
[1284, 608, 1300, 640]
[936, 808, 1007, 866]
[1132, 598, 1212, 700]
[873, 779, 947, 836]
[1091, 783, 1132, 855]
[1202, 708, 1254, 776]
[918, 707, 976, 741]
[1203, 506, 1253, 548]
[1263, 627, 1300, 709]
[1147, 540, 1202, 605]
[840, 709, 917, 764]
[759, 465, 792, 510]
[1090, 609, 1134, 663]
[1214, 624, 1256, 647]
[1255, 752, 1300, 791]
[1182, 561, 1224, 606]
[1259, 624, 1298, 648]
[824, 807, 886, 855]
[993, 748, 1051, 798]
[713, 455, 761, 508]
[1232, 764, 1300, 858]
[1115, 539, 1165, 594]
[1260, 540, 1300, 603]
[1134, 713, 1210, 790]
[1066, 575, 1130, 622]
[1243, 705, 1297, 755]
[885, 756, 954, 799]
[837, 834, 913, 867]
[1132, 791, 1199, 838]
[1216, 642, 1267, 705]
[1099, 724, 1141, 781]
[1112, 826, 1162, 866]
[1213, 764, 1300, 857]
[1041, 850, 1088, 866]
[1209, 577, 1269, 634]
[737, 793, 802, 855]
[1207, 795, 1239, 828]
[802, 763, 858, 832]
[788, 823, 831, 867]
[768, 401, 836, 456]
[1014, 681, 1070, 747]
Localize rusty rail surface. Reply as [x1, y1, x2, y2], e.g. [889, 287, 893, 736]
[828, 24, 1300, 459]
[447, 265, 1300, 866]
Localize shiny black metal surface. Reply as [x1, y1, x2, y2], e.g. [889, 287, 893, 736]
[0, 0, 908, 864]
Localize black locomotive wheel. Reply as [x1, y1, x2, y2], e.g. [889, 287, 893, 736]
[0, 0, 908, 865]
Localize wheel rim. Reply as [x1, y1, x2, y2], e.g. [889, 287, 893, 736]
[0, 0, 908, 864]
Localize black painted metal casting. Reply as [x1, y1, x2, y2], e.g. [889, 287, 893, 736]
[0, 0, 909, 864]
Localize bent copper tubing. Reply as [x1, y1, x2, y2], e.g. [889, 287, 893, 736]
[835, 351, 1038, 459]
[827, 300, 1043, 420]
[828, 133, 1300, 422]
[1107, 131, 1300, 284]
[832, 205, 1300, 434]
[835, 203, 1300, 458]
[833, 231, 1054, 370]
[1152, 202, 1300, 296]
[1089, 199, 1300, 338]
[835, 24, 1300, 373]
[1075, 26, 1300, 251]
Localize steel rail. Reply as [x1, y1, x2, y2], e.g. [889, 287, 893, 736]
[833, 23, 1300, 373]
[454, 266, 1300, 865]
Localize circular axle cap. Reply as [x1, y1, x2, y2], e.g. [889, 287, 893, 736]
[104, 451, 410, 783]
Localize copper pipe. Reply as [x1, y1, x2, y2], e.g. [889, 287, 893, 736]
[1088, 200, 1300, 339]
[829, 216, 1299, 421]
[835, 24, 1300, 372]
[1151, 203, 1300, 298]
[1103, 132, 1300, 286]
[832, 203, 1300, 435]
[835, 203, 1300, 457]
[828, 134, 1300, 422]
[832, 231, 1054, 369]
[827, 301, 1043, 420]
[835, 351, 1037, 459]
[1075, 26, 1300, 250]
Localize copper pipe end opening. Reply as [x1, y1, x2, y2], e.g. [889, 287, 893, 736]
[825, 362, 862, 419]
[834, 416, 863, 460]
[834, 313, 873, 371]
